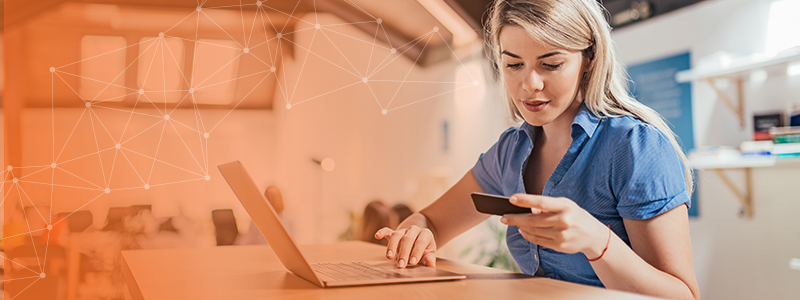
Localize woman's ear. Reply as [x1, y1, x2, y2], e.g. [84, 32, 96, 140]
[582, 44, 595, 61]
[581, 59, 592, 79]
[581, 44, 595, 73]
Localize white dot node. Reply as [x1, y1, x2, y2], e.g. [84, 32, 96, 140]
[381, 109, 387, 115]
[104, 188, 111, 194]
[277, 33, 282, 39]
[205, 175, 211, 181]
[47, 225, 53, 230]
[377, 18, 382, 24]
[164, 114, 170, 120]
[188, 88, 195, 94]
[315, 23, 321, 29]
[50, 67, 55, 73]
[473, 81, 479, 86]
[391, 48, 397, 54]
[85, 102, 92, 108]
[203, 132, 209, 138]
[433, 26, 439, 32]
[115, 143, 121, 149]
[144, 184, 150, 190]
[12, 178, 18, 184]
[7, 165, 12, 171]
[51, 163, 57, 169]
[270, 66, 277, 72]
[362, 77, 368, 83]
[285, 104, 292, 110]
[139, 89, 145, 95]
[40, 273, 46, 279]
[196, 6, 202, 11]
[257, 1, 262, 7]
[159, 32, 164, 38]
[243, 47, 249, 53]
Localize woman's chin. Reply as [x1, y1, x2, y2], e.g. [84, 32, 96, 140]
[520, 113, 554, 127]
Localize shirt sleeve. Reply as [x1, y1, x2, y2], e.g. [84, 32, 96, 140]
[611, 123, 691, 220]
[472, 127, 519, 196]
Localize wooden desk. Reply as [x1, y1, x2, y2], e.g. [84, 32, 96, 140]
[121, 241, 658, 300]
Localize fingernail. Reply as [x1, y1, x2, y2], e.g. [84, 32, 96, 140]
[397, 259, 405, 268]
[500, 216, 507, 224]
[409, 257, 417, 265]
[386, 250, 393, 258]
[510, 196, 517, 203]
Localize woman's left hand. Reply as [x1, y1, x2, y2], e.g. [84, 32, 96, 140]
[500, 194, 609, 259]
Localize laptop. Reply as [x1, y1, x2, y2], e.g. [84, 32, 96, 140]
[217, 161, 466, 287]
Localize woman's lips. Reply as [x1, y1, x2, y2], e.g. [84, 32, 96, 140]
[522, 100, 550, 112]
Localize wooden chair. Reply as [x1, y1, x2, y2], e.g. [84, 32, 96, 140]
[358, 201, 391, 245]
[212, 209, 239, 246]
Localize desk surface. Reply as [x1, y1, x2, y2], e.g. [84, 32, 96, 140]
[122, 241, 658, 300]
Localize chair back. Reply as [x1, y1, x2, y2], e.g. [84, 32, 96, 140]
[358, 201, 390, 245]
[212, 209, 239, 246]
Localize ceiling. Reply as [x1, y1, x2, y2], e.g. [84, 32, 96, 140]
[3, 0, 454, 65]
[2, 0, 710, 55]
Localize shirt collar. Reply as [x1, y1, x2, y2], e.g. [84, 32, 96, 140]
[571, 103, 601, 138]
[517, 103, 601, 141]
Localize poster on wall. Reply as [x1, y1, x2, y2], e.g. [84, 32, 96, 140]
[627, 51, 699, 217]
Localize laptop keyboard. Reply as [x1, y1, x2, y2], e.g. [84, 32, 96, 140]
[311, 262, 409, 281]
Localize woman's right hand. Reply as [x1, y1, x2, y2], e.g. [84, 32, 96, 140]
[374, 226, 437, 268]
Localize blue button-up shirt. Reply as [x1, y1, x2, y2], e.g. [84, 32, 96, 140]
[472, 103, 691, 287]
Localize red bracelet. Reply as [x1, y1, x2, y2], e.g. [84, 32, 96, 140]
[587, 225, 611, 262]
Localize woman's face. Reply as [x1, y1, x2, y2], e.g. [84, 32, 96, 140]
[499, 25, 586, 126]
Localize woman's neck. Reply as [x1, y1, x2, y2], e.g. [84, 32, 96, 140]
[539, 98, 583, 146]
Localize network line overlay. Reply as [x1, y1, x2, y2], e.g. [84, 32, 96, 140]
[2, 0, 480, 297]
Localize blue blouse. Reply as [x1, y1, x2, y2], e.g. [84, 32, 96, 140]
[472, 103, 691, 287]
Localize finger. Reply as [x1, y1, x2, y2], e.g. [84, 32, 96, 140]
[510, 194, 570, 212]
[396, 226, 422, 268]
[501, 213, 560, 228]
[385, 228, 406, 259]
[408, 230, 432, 266]
[519, 226, 559, 241]
[422, 251, 437, 268]
[374, 227, 393, 240]
[518, 227, 556, 248]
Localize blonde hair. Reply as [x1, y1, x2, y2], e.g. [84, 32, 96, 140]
[485, 0, 693, 193]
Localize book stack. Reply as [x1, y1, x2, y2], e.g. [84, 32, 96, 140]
[770, 127, 800, 159]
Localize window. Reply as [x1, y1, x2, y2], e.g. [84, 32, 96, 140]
[190, 39, 241, 105]
[80, 35, 127, 102]
[766, 0, 800, 56]
[137, 37, 185, 103]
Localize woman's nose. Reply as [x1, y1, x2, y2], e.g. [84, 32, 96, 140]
[522, 70, 544, 93]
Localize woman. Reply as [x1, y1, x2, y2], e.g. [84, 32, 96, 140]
[374, 0, 700, 299]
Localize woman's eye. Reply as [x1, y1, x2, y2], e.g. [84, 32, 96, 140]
[506, 63, 523, 70]
[543, 62, 563, 70]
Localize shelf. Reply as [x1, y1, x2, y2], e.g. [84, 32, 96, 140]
[676, 48, 800, 216]
[674, 48, 800, 129]
[675, 49, 800, 82]
[690, 156, 800, 170]
[690, 156, 800, 218]
[690, 156, 776, 169]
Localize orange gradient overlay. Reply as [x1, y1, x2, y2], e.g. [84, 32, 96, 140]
[3, 0, 492, 299]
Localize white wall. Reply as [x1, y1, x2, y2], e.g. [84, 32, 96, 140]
[614, 0, 800, 299]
